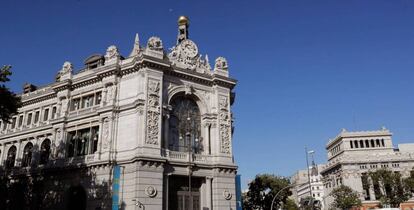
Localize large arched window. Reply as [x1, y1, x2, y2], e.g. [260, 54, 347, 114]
[22, 142, 33, 167]
[40, 139, 51, 165]
[6, 145, 17, 169]
[168, 96, 202, 154]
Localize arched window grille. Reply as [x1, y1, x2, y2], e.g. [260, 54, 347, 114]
[40, 139, 51, 164]
[168, 96, 202, 154]
[6, 145, 17, 169]
[22, 142, 33, 167]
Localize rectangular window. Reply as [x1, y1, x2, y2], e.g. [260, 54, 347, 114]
[18, 115, 23, 127]
[70, 98, 81, 111]
[34, 111, 40, 123]
[51, 107, 57, 119]
[43, 108, 49, 121]
[67, 126, 100, 157]
[350, 141, 353, 148]
[81, 95, 94, 108]
[27, 113, 32, 125]
[12, 117, 16, 129]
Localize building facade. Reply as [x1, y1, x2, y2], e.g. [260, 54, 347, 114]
[0, 16, 237, 210]
[320, 128, 414, 209]
[291, 163, 325, 209]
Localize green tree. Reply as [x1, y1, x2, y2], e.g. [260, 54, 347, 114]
[403, 169, 414, 194]
[330, 185, 361, 210]
[369, 168, 412, 208]
[284, 198, 299, 210]
[0, 65, 21, 122]
[242, 174, 291, 210]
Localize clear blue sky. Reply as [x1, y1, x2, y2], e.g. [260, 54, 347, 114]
[1, 0, 414, 189]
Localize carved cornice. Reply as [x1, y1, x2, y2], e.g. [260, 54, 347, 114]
[22, 93, 56, 106]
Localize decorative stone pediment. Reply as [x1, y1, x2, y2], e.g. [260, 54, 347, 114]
[168, 39, 211, 74]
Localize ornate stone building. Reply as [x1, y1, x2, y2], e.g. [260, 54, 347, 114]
[321, 128, 414, 209]
[0, 16, 237, 210]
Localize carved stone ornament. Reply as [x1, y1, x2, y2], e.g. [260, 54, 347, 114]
[105, 45, 120, 61]
[168, 39, 211, 73]
[56, 61, 73, 81]
[219, 96, 231, 154]
[223, 189, 232, 200]
[56, 128, 62, 141]
[219, 97, 228, 109]
[61, 98, 68, 114]
[184, 84, 193, 95]
[148, 80, 160, 95]
[214, 57, 228, 70]
[106, 85, 116, 104]
[60, 61, 73, 74]
[145, 186, 157, 198]
[147, 37, 163, 51]
[146, 80, 161, 145]
[102, 118, 110, 150]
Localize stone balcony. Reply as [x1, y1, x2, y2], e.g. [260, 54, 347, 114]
[164, 150, 212, 164]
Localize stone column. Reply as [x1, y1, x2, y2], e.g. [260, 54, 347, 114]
[163, 115, 169, 150]
[15, 140, 22, 166]
[204, 123, 211, 155]
[368, 177, 376, 200]
[0, 144, 5, 166]
[97, 118, 104, 159]
[206, 176, 212, 210]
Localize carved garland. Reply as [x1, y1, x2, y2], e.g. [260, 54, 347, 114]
[146, 80, 160, 145]
[219, 96, 231, 154]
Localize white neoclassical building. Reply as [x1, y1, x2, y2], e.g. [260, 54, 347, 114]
[0, 16, 237, 210]
[291, 163, 325, 209]
[320, 128, 414, 209]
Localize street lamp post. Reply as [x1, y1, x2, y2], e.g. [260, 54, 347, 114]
[186, 114, 193, 210]
[270, 183, 298, 210]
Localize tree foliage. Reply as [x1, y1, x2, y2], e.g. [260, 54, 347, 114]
[330, 185, 361, 210]
[242, 174, 291, 210]
[285, 198, 299, 210]
[368, 168, 413, 208]
[0, 65, 21, 122]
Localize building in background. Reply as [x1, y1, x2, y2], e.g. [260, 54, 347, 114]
[0, 16, 237, 210]
[321, 128, 414, 210]
[291, 163, 325, 209]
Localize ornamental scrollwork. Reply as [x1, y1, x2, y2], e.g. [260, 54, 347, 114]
[219, 96, 231, 154]
[146, 80, 160, 145]
[102, 118, 110, 150]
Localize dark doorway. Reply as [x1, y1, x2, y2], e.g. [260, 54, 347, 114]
[66, 185, 87, 210]
[169, 175, 203, 210]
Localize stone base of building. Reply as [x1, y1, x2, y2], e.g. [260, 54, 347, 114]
[1, 159, 237, 210]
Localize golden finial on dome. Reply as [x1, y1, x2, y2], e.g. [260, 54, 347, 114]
[178, 16, 189, 26]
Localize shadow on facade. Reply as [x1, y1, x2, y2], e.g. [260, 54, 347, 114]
[0, 141, 112, 210]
